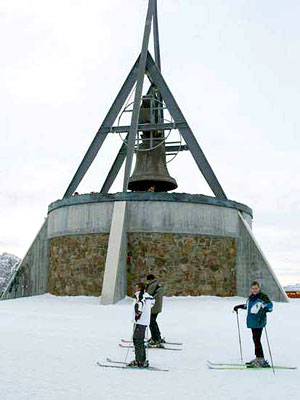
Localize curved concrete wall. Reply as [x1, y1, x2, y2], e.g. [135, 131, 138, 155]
[48, 201, 243, 239]
[48, 202, 113, 238]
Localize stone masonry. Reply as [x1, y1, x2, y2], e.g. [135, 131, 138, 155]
[127, 232, 237, 297]
[47, 232, 237, 297]
[48, 234, 109, 296]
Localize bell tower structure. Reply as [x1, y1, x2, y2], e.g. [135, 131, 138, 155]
[2, 0, 288, 304]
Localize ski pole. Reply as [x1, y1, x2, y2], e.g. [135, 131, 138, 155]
[235, 311, 243, 363]
[264, 326, 275, 375]
[146, 326, 149, 363]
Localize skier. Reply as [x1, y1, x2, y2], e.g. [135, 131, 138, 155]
[128, 282, 155, 368]
[233, 280, 273, 367]
[146, 274, 165, 347]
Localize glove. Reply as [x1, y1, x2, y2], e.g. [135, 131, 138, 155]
[135, 312, 141, 321]
[233, 305, 243, 313]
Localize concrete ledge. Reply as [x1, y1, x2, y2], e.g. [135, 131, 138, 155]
[47, 200, 246, 239]
[48, 192, 252, 217]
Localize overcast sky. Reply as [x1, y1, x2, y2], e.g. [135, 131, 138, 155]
[1, 0, 299, 285]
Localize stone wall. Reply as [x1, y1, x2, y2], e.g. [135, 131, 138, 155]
[48, 234, 109, 296]
[127, 232, 237, 297]
[47, 232, 237, 298]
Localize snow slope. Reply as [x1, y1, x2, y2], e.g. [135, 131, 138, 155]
[0, 294, 299, 400]
[284, 283, 300, 291]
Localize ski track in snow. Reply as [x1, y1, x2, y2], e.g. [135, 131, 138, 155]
[0, 294, 299, 400]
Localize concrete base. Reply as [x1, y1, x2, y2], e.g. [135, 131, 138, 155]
[1, 193, 288, 303]
[101, 202, 128, 305]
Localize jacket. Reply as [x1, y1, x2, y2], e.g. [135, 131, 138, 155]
[133, 291, 155, 326]
[236, 291, 273, 329]
[146, 279, 164, 314]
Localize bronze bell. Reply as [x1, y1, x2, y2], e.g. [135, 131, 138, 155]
[128, 95, 178, 192]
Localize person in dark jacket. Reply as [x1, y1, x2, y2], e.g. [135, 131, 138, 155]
[234, 280, 273, 367]
[146, 274, 165, 347]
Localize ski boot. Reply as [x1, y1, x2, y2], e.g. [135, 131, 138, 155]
[249, 358, 270, 368]
[148, 337, 164, 348]
[148, 341, 165, 348]
[246, 358, 258, 366]
[138, 360, 149, 368]
[127, 360, 138, 367]
[256, 358, 270, 368]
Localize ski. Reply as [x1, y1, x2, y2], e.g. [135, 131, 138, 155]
[96, 362, 169, 372]
[207, 360, 247, 367]
[207, 364, 296, 370]
[121, 339, 183, 346]
[106, 357, 127, 365]
[119, 343, 182, 351]
[208, 364, 245, 370]
[207, 360, 297, 369]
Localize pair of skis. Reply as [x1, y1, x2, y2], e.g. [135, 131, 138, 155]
[96, 338, 182, 371]
[207, 360, 297, 370]
[97, 358, 169, 372]
[119, 338, 183, 351]
[121, 338, 183, 346]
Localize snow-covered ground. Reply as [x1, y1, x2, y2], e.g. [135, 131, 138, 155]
[0, 294, 299, 400]
[284, 283, 300, 291]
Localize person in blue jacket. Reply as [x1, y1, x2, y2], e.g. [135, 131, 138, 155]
[234, 281, 273, 367]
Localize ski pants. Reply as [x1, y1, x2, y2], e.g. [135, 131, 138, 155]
[149, 313, 161, 343]
[133, 324, 147, 363]
[251, 328, 264, 358]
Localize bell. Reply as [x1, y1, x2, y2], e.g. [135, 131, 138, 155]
[128, 95, 178, 192]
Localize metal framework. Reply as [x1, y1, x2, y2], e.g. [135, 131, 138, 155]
[63, 0, 227, 200]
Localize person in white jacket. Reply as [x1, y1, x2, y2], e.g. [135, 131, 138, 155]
[128, 282, 155, 368]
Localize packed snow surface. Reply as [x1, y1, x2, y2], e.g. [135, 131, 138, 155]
[0, 294, 299, 400]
